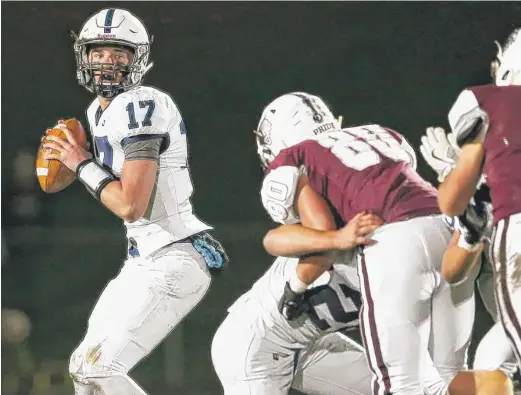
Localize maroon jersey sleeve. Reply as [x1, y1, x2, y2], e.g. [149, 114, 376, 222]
[469, 85, 521, 223]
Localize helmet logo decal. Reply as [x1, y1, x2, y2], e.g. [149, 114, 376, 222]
[312, 122, 335, 135]
[104, 9, 115, 33]
[258, 118, 272, 144]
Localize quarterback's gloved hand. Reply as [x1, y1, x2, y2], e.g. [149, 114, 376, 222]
[420, 127, 461, 183]
[278, 281, 307, 321]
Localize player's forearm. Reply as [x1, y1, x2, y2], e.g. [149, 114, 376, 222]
[438, 170, 479, 216]
[95, 159, 157, 223]
[263, 224, 338, 257]
[100, 181, 145, 223]
[438, 143, 484, 216]
[442, 232, 483, 284]
[295, 254, 335, 284]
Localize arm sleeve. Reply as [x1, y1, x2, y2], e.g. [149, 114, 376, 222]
[448, 89, 489, 147]
[122, 136, 162, 162]
[260, 166, 304, 224]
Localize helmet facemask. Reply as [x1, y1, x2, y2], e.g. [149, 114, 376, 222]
[254, 118, 276, 170]
[72, 32, 153, 98]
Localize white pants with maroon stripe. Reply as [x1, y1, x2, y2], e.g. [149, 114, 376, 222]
[357, 215, 476, 395]
[474, 256, 518, 375]
[491, 212, 521, 368]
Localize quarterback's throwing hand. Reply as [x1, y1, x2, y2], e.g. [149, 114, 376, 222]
[43, 121, 92, 172]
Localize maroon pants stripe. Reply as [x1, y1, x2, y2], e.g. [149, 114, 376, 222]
[359, 251, 392, 395]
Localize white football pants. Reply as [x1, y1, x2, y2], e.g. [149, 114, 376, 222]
[68, 242, 211, 395]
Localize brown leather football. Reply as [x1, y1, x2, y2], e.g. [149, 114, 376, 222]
[36, 118, 88, 193]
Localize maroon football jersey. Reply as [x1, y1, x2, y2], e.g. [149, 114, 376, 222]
[265, 125, 440, 224]
[469, 85, 521, 224]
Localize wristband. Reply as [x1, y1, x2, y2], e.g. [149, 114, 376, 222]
[76, 159, 116, 199]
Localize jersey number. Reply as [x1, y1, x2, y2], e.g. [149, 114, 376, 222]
[126, 100, 156, 129]
[95, 136, 114, 168]
[304, 283, 361, 331]
[314, 126, 409, 171]
[264, 179, 292, 222]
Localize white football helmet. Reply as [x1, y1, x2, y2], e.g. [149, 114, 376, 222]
[254, 92, 341, 168]
[492, 27, 521, 86]
[72, 8, 153, 98]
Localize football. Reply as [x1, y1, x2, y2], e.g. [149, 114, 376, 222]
[36, 118, 88, 193]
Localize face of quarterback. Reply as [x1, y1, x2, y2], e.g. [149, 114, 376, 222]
[88, 45, 134, 86]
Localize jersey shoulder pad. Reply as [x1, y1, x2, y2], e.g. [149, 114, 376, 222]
[448, 89, 489, 147]
[261, 165, 303, 224]
[113, 86, 181, 144]
[448, 89, 479, 130]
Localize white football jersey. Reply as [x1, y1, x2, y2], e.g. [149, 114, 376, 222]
[227, 253, 361, 348]
[86, 86, 212, 257]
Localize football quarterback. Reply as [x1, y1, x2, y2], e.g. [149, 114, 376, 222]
[42, 8, 227, 395]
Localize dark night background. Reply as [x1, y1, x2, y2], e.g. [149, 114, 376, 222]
[2, 2, 520, 394]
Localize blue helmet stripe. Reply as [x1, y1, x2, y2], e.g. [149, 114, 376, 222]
[104, 9, 115, 33]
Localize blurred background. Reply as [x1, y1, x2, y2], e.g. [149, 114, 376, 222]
[2, 2, 521, 394]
